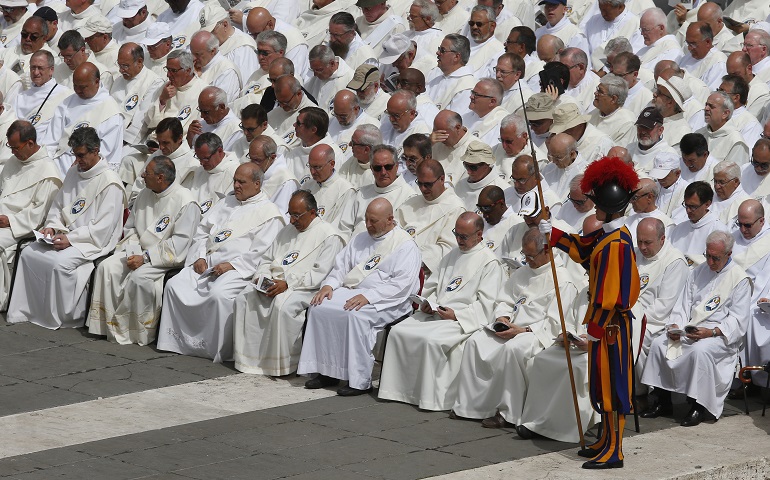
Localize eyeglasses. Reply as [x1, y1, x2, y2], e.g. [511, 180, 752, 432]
[712, 177, 737, 186]
[716, 87, 737, 96]
[197, 106, 219, 115]
[276, 91, 298, 108]
[505, 38, 523, 45]
[163, 66, 184, 74]
[510, 172, 534, 184]
[115, 61, 131, 70]
[385, 109, 411, 120]
[349, 141, 369, 148]
[452, 228, 480, 241]
[59, 52, 80, 62]
[751, 158, 770, 171]
[437, 46, 457, 55]
[194, 151, 219, 161]
[470, 90, 494, 100]
[735, 217, 762, 230]
[631, 192, 651, 202]
[239, 123, 258, 133]
[567, 193, 588, 206]
[652, 87, 672, 101]
[703, 251, 727, 262]
[372, 163, 396, 172]
[492, 67, 515, 77]
[256, 49, 276, 57]
[521, 248, 545, 261]
[547, 153, 569, 163]
[415, 177, 441, 189]
[463, 162, 485, 172]
[594, 87, 610, 96]
[332, 110, 354, 120]
[20, 31, 42, 41]
[741, 42, 760, 48]
[326, 28, 352, 39]
[682, 201, 704, 211]
[248, 155, 267, 163]
[476, 200, 500, 213]
[401, 154, 419, 164]
[306, 158, 332, 171]
[288, 210, 312, 221]
[639, 26, 658, 34]
[468, 20, 490, 28]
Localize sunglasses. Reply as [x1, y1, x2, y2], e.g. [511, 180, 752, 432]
[463, 162, 484, 171]
[371, 163, 396, 172]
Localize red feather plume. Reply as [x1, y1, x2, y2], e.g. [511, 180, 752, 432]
[580, 157, 639, 194]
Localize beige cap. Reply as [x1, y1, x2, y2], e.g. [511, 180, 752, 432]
[81, 15, 113, 37]
[549, 103, 589, 134]
[347, 64, 380, 90]
[656, 76, 691, 111]
[199, 4, 228, 32]
[523, 93, 555, 121]
[462, 140, 495, 165]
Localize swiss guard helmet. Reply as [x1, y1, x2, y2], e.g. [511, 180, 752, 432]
[581, 157, 639, 215]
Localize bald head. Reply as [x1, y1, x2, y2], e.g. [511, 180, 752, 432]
[365, 198, 395, 238]
[608, 146, 632, 165]
[246, 7, 275, 34]
[654, 60, 678, 79]
[455, 212, 484, 250]
[537, 34, 563, 62]
[582, 214, 604, 235]
[73, 62, 100, 99]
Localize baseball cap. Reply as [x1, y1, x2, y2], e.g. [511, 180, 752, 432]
[199, 4, 228, 32]
[380, 34, 411, 65]
[648, 151, 681, 179]
[143, 22, 172, 46]
[518, 190, 542, 217]
[81, 15, 114, 38]
[114, 0, 146, 19]
[33, 6, 58, 22]
[635, 106, 663, 129]
[347, 65, 380, 90]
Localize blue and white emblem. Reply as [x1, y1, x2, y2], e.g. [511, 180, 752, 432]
[445, 276, 463, 292]
[214, 229, 232, 242]
[28, 114, 41, 125]
[173, 35, 186, 48]
[74, 121, 90, 130]
[178, 106, 192, 121]
[199, 199, 213, 213]
[364, 254, 381, 270]
[71, 198, 86, 214]
[125, 94, 139, 111]
[485, 240, 495, 249]
[317, 206, 326, 217]
[639, 273, 649, 290]
[705, 295, 721, 312]
[282, 250, 300, 265]
[155, 215, 170, 233]
[405, 226, 416, 236]
[513, 296, 527, 312]
[339, 142, 348, 153]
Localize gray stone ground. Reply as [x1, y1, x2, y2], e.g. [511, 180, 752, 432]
[0, 320, 764, 480]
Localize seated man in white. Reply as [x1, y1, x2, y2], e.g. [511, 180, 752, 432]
[87, 156, 200, 345]
[15, 51, 74, 139]
[669, 181, 728, 268]
[431, 109, 476, 185]
[189, 30, 241, 103]
[501, 151, 559, 214]
[710, 160, 749, 224]
[741, 139, 770, 199]
[462, 78, 508, 149]
[451, 227, 580, 425]
[632, 217, 689, 393]
[588, 73, 636, 146]
[246, 135, 298, 217]
[636, 8, 682, 71]
[395, 159, 465, 276]
[337, 123, 380, 189]
[379, 212, 503, 411]
[680, 22, 727, 90]
[695, 91, 750, 166]
[0, 121, 62, 309]
[300, 144, 356, 229]
[304, 45, 354, 114]
[541, 132, 587, 201]
[232, 190, 345, 376]
[554, 175, 594, 231]
[186, 86, 241, 151]
[641, 231, 751, 427]
[189, 132, 240, 215]
[624, 178, 674, 237]
[379, 89, 430, 158]
[156, 162, 284, 362]
[144, 49, 206, 136]
[328, 89, 377, 154]
[453, 140, 508, 212]
[425, 34, 476, 113]
[299, 197, 421, 396]
[327, 12, 379, 70]
[651, 151, 689, 218]
[7, 127, 125, 329]
[477, 185, 522, 256]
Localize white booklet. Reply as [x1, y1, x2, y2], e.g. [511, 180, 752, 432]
[125, 244, 142, 257]
[34, 230, 55, 244]
[409, 294, 439, 312]
[253, 275, 275, 293]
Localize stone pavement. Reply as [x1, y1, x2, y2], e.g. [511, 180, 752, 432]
[0, 319, 767, 480]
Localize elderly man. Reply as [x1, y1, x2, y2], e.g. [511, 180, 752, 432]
[718, 75, 762, 148]
[641, 231, 751, 426]
[696, 91, 750, 166]
[589, 74, 636, 145]
[7, 127, 125, 329]
[245, 7, 308, 79]
[584, 0, 640, 70]
[460, 6, 505, 77]
[454, 141, 508, 212]
[649, 151, 688, 218]
[112, 0, 154, 44]
[395, 159, 465, 275]
[339, 144, 416, 239]
[463, 78, 508, 149]
[654, 74, 694, 149]
[520, 93, 554, 149]
[0, 121, 62, 308]
[625, 178, 674, 237]
[7, 16, 49, 92]
[726, 52, 770, 120]
[205, 4, 259, 81]
[338, 124, 380, 188]
[403, 0, 445, 68]
[494, 113, 544, 178]
[285, 107, 345, 181]
[669, 181, 728, 268]
[732, 200, 770, 391]
[380, 90, 430, 157]
[189, 133, 239, 215]
[186, 86, 241, 150]
[451, 226, 579, 424]
[56, 0, 101, 32]
[327, 12, 378, 70]
[710, 160, 748, 224]
[299, 197, 421, 395]
[742, 139, 770, 198]
[477, 185, 521, 255]
[559, 48, 599, 115]
[549, 103, 613, 164]
[555, 175, 594, 230]
[82, 16, 119, 69]
[426, 34, 476, 112]
[142, 23, 175, 77]
[631, 217, 689, 391]
[110, 42, 165, 146]
[145, 49, 205, 134]
[535, 0, 589, 53]
[305, 45, 354, 114]
[636, 8, 682, 70]
[431, 110, 476, 185]
[680, 133, 718, 185]
[541, 133, 587, 201]
[247, 135, 298, 216]
[355, 0, 406, 56]
[300, 144, 356, 229]
[232, 190, 345, 376]
[628, 106, 677, 175]
[348, 64, 389, 121]
[189, 31, 241, 103]
[696, 3, 742, 56]
[41, 63, 123, 177]
[328, 90, 377, 154]
[87, 157, 199, 345]
[0, 0, 32, 47]
[379, 212, 502, 410]
[493, 53, 533, 114]
[157, 162, 284, 362]
[680, 22, 727, 90]
[610, 52, 653, 117]
[155, 0, 205, 52]
[53, 31, 114, 90]
[267, 75, 317, 139]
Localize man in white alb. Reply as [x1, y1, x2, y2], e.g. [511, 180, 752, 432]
[188, 133, 240, 215]
[300, 144, 356, 229]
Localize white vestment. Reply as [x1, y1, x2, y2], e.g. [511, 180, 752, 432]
[14, 79, 73, 139]
[425, 66, 476, 111]
[628, 139, 677, 175]
[378, 243, 503, 411]
[259, 156, 299, 219]
[669, 211, 729, 268]
[574, 123, 614, 164]
[301, 171, 356, 230]
[267, 93, 317, 139]
[338, 175, 417, 239]
[110, 67, 165, 145]
[156, 191, 284, 362]
[679, 49, 727, 91]
[541, 154, 588, 201]
[297, 227, 421, 389]
[338, 158, 374, 190]
[233, 218, 345, 375]
[695, 124, 750, 165]
[188, 155, 240, 215]
[156, 0, 205, 51]
[144, 76, 205, 133]
[292, 0, 357, 48]
[454, 169, 509, 212]
[304, 58, 355, 114]
[588, 107, 637, 146]
[356, 8, 407, 56]
[198, 53, 242, 104]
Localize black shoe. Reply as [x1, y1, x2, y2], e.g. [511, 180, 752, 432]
[577, 448, 600, 458]
[336, 385, 372, 396]
[640, 403, 674, 418]
[680, 405, 714, 427]
[516, 425, 535, 439]
[582, 460, 623, 469]
[304, 374, 339, 389]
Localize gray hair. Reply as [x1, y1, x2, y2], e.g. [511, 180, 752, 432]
[309, 44, 335, 64]
[412, 0, 439, 23]
[522, 227, 546, 249]
[152, 155, 176, 184]
[31, 50, 54, 68]
[444, 110, 463, 129]
[500, 113, 526, 135]
[713, 90, 735, 117]
[270, 57, 294, 75]
[253, 135, 277, 158]
[204, 34, 220, 51]
[355, 124, 382, 145]
[393, 89, 417, 110]
[168, 49, 193, 71]
[445, 34, 470, 65]
[605, 37, 633, 57]
[208, 86, 228, 107]
[370, 144, 398, 163]
[569, 174, 583, 191]
[471, 5, 496, 23]
[477, 78, 504, 103]
[194, 132, 223, 153]
[706, 230, 734, 252]
[713, 160, 740, 179]
[601, 73, 629, 105]
[249, 164, 265, 183]
[68, 126, 100, 151]
[560, 47, 588, 67]
[257, 30, 287, 53]
[748, 30, 770, 53]
[641, 7, 667, 28]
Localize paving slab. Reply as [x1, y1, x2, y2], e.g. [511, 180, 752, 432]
[371, 416, 507, 450]
[0, 344, 130, 381]
[204, 419, 356, 453]
[172, 452, 322, 480]
[279, 434, 422, 468]
[0, 381, 94, 416]
[303, 401, 442, 435]
[112, 439, 251, 473]
[342, 449, 491, 480]
[9, 457, 159, 480]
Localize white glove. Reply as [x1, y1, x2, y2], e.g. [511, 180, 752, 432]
[538, 219, 552, 237]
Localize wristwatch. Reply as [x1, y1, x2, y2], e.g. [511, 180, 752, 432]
[712, 328, 718, 337]
[143, 251, 151, 264]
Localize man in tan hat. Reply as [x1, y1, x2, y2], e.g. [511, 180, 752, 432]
[454, 140, 508, 212]
[395, 158, 465, 274]
[695, 91, 750, 165]
[347, 64, 389, 121]
[549, 102, 612, 164]
[82, 15, 119, 69]
[464, 78, 508, 149]
[381, 90, 430, 157]
[431, 109, 475, 185]
[653, 73, 694, 150]
[355, 0, 407, 57]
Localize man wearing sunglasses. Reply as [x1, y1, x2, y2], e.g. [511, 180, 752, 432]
[741, 138, 770, 198]
[0, 0, 32, 47]
[668, 181, 728, 268]
[554, 174, 594, 230]
[396, 159, 464, 275]
[426, 34, 475, 113]
[475, 185, 520, 255]
[245, 8, 308, 81]
[457, 6, 503, 77]
[6, 16, 46, 92]
[454, 140, 507, 212]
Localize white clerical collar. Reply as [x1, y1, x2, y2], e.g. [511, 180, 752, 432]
[603, 216, 626, 232]
[642, 239, 671, 263]
[202, 53, 223, 73]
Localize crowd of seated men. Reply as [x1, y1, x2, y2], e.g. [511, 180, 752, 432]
[1, 0, 770, 445]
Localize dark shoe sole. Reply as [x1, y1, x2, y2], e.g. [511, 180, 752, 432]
[582, 460, 623, 469]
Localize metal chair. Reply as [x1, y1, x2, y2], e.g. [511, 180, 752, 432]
[1, 234, 35, 313]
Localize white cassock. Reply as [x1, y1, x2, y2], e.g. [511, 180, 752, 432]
[482, 208, 523, 258]
[218, 29, 260, 81]
[453, 168, 509, 212]
[695, 124, 750, 166]
[301, 171, 356, 230]
[259, 156, 299, 219]
[125, 144, 200, 202]
[14, 79, 73, 139]
[188, 155, 240, 215]
[112, 16, 154, 44]
[669, 211, 729, 268]
[574, 124, 614, 164]
[285, 135, 346, 181]
[432, 132, 476, 186]
[554, 200, 591, 233]
[355, 8, 407, 56]
[328, 110, 378, 154]
[628, 139, 677, 175]
[464, 107, 508, 149]
[541, 154, 588, 201]
[662, 113, 693, 150]
[41, 89, 124, 177]
[86, 182, 199, 345]
[298, 226, 421, 389]
[198, 53, 242, 104]
[451, 257, 579, 424]
[395, 189, 465, 274]
[380, 117, 431, 158]
[338, 158, 374, 190]
[338, 34, 379, 71]
[588, 107, 637, 146]
[156, 0, 205, 51]
[637, 35, 683, 71]
[156, 191, 284, 362]
[110, 66, 165, 145]
[712, 187, 750, 225]
[401, 29, 444, 77]
[727, 107, 762, 149]
[625, 82, 654, 117]
[293, 0, 357, 48]
[338, 176, 417, 239]
[53, 53, 115, 91]
[232, 218, 345, 376]
[679, 50, 727, 91]
[680, 155, 718, 185]
[631, 242, 689, 383]
[425, 66, 476, 112]
[519, 286, 599, 443]
[746, 76, 770, 120]
[378, 243, 503, 411]
[641, 260, 751, 418]
[564, 72, 601, 115]
[732, 227, 770, 385]
[6, 160, 125, 328]
[624, 209, 674, 240]
[723, 0, 770, 24]
[304, 59, 355, 114]
[741, 163, 770, 199]
[584, 9, 639, 70]
[232, 68, 269, 114]
[362, 89, 390, 123]
[144, 76, 206, 134]
[267, 94, 318, 140]
[195, 110, 242, 152]
[535, 17, 590, 54]
[0, 149, 62, 308]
